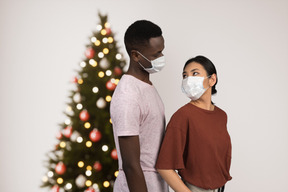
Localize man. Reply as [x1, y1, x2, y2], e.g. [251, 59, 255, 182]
[110, 20, 168, 192]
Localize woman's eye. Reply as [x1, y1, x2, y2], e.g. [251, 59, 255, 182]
[182, 74, 187, 78]
[193, 72, 199, 76]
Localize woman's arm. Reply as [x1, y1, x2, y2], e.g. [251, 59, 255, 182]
[157, 169, 191, 192]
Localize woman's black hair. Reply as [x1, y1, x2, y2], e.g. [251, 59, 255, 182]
[124, 20, 162, 56]
[183, 55, 218, 95]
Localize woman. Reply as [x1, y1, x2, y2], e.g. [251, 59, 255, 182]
[156, 56, 232, 192]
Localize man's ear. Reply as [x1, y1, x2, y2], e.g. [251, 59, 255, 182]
[131, 50, 140, 63]
[209, 73, 217, 87]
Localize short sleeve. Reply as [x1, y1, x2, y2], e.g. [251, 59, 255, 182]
[155, 110, 188, 170]
[111, 93, 141, 136]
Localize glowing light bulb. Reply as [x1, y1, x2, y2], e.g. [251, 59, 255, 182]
[102, 37, 108, 43]
[105, 95, 112, 102]
[89, 59, 97, 67]
[114, 171, 119, 177]
[60, 141, 66, 148]
[86, 180, 92, 187]
[65, 119, 71, 125]
[86, 170, 92, 176]
[77, 137, 83, 143]
[105, 70, 112, 76]
[102, 145, 108, 152]
[109, 118, 112, 124]
[103, 48, 109, 54]
[86, 141, 92, 148]
[94, 40, 101, 46]
[104, 22, 110, 28]
[76, 104, 83, 110]
[65, 183, 72, 190]
[101, 29, 107, 35]
[115, 79, 120, 85]
[80, 61, 86, 68]
[91, 37, 97, 43]
[42, 176, 48, 182]
[86, 165, 92, 170]
[108, 37, 114, 43]
[78, 79, 83, 84]
[96, 25, 102, 31]
[103, 181, 110, 188]
[98, 71, 105, 78]
[78, 161, 84, 168]
[84, 122, 91, 129]
[47, 171, 54, 177]
[116, 53, 122, 60]
[98, 52, 104, 58]
[92, 87, 99, 93]
[57, 177, 63, 184]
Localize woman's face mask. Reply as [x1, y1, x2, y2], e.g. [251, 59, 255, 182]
[181, 76, 210, 100]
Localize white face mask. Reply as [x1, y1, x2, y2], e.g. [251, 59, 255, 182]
[181, 76, 209, 100]
[137, 51, 165, 74]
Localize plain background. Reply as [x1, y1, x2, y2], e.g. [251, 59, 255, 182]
[1, 0, 287, 191]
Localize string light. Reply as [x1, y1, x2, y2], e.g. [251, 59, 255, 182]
[96, 25, 102, 31]
[116, 53, 122, 60]
[108, 37, 114, 43]
[86, 170, 92, 177]
[78, 78, 84, 84]
[114, 171, 119, 177]
[86, 141, 92, 148]
[86, 180, 92, 187]
[105, 70, 112, 76]
[86, 165, 92, 170]
[104, 22, 110, 28]
[102, 37, 108, 44]
[101, 29, 107, 35]
[91, 37, 97, 43]
[80, 61, 87, 68]
[84, 122, 91, 129]
[89, 59, 97, 67]
[42, 176, 48, 182]
[102, 145, 108, 152]
[103, 181, 110, 188]
[65, 119, 71, 125]
[60, 141, 66, 148]
[98, 52, 104, 58]
[98, 71, 105, 78]
[94, 40, 101, 46]
[92, 87, 99, 93]
[105, 96, 112, 102]
[76, 136, 83, 143]
[109, 118, 112, 124]
[103, 48, 109, 54]
[78, 161, 84, 168]
[57, 178, 63, 184]
[65, 183, 72, 190]
[47, 171, 54, 177]
[115, 79, 120, 85]
[76, 104, 83, 110]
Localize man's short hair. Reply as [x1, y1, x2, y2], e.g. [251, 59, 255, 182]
[124, 20, 162, 56]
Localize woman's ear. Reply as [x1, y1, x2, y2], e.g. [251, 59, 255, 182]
[209, 74, 217, 87]
[131, 50, 140, 63]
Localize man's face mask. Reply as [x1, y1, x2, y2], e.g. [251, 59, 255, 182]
[137, 51, 165, 74]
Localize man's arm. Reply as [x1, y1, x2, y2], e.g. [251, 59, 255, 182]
[118, 136, 148, 192]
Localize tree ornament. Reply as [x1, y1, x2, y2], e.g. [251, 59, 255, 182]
[56, 131, 62, 140]
[105, 28, 111, 35]
[99, 58, 110, 69]
[85, 47, 95, 59]
[111, 149, 118, 160]
[89, 129, 102, 142]
[75, 174, 86, 188]
[79, 110, 90, 121]
[72, 77, 78, 83]
[55, 162, 66, 175]
[73, 92, 81, 103]
[52, 185, 59, 192]
[63, 126, 72, 138]
[85, 188, 95, 192]
[114, 66, 122, 76]
[106, 80, 116, 91]
[93, 161, 102, 171]
[96, 98, 106, 109]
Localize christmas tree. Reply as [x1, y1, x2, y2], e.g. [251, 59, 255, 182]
[41, 13, 126, 192]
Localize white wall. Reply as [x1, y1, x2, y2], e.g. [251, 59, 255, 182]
[1, 0, 287, 191]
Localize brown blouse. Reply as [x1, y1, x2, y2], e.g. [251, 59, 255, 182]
[156, 103, 232, 190]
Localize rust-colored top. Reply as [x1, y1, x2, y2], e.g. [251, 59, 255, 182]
[156, 103, 232, 190]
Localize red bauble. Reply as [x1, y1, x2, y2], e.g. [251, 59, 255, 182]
[85, 47, 95, 59]
[72, 76, 78, 83]
[55, 162, 66, 175]
[52, 185, 59, 192]
[79, 110, 90, 121]
[93, 161, 102, 171]
[85, 188, 95, 192]
[56, 131, 62, 140]
[105, 28, 111, 35]
[114, 67, 122, 76]
[89, 129, 102, 142]
[111, 149, 118, 160]
[63, 126, 72, 138]
[106, 80, 116, 91]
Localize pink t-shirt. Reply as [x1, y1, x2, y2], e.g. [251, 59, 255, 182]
[110, 74, 168, 192]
